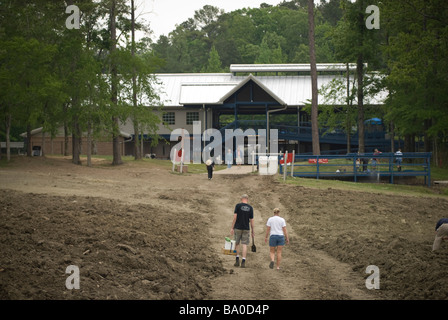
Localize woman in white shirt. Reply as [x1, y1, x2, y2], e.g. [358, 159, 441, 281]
[265, 208, 289, 270]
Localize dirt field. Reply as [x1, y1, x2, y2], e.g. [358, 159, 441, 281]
[0, 156, 447, 301]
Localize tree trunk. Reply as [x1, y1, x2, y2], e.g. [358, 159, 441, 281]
[404, 134, 415, 153]
[64, 117, 69, 156]
[356, 1, 366, 154]
[308, 0, 320, 155]
[110, 0, 123, 166]
[72, 114, 82, 165]
[390, 121, 395, 153]
[346, 63, 351, 154]
[87, 121, 92, 167]
[26, 124, 32, 157]
[134, 124, 141, 159]
[41, 129, 45, 157]
[6, 113, 11, 161]
[356, 57, 365, 153]
[140, 131, 144, 156]
[131, 0, 141, 160]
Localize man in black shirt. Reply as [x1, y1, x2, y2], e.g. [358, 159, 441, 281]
[230, 194, 254, 268]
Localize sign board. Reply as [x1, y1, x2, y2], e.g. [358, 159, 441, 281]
[308, 159, 329, 164]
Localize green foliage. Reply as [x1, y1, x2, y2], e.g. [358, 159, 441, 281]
[151, 2, 343, 72]
[201, 46, 225, 73]
[0, 0, 163, 163]
[1, 0, 447, 165]
[381, 0, 448, 144]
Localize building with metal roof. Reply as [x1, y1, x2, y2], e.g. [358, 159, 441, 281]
[154, 64, 384, 108]
[19, 64, 389, 160]
[120, 63, 388, 160]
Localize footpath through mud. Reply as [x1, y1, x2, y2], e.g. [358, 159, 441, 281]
[0, 157, 447, 301]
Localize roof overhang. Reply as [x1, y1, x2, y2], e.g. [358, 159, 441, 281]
[230, 63, 362, 74]
[179, 82, 237, 105]
[217, 74, 287, 106]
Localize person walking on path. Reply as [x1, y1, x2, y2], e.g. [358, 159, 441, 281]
[230, 194, 254, 268]
[206, 159, 214, 180]
[432, 218, 448, 251]
[265, 208, 289, 270]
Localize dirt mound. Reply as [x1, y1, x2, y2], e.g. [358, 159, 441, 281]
[280, 186, 448, 300]
[0, 190, 223, 300]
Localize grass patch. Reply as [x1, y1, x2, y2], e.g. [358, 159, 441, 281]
[70, 155, 227, 174]
[1, 154, 228, 175]
[289, 158, 431, 175]
[281, 175, 448, 198]
[279, 158, 448, 197]
[431, 166, 448, 181]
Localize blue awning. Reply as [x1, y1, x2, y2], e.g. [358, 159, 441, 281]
[365, 118, 382, 125]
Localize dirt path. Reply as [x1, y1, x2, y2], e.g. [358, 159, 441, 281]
[1, 157, 447, 300]
[203, 174, 375, 300]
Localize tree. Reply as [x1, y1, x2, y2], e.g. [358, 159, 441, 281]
[59, 0, 108, 165]
[150, 2, 340, 72]
[318, 66, 357, 153]
[331, 0, 382, 153]
[201, 46, 224, 73]
[255, 32, 286, 64]
[381, 0, 448, 164]
[1, 0, 163, 167]
[0, 1, 64, 159]
[131, 0, 141, 160]
[308, 0, 320, 155]
[109, 0, 123, 166]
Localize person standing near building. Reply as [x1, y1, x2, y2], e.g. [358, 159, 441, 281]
[372, 148, 382, 171]
[230, 194, 254, 268]
[432, 218, 448, 251]
[395, 148, 403, 171]
[236, 146, 243, 167]
[265, 208, 289, 270]
[225, 149, 233, 169]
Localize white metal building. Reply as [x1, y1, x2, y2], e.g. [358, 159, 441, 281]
[121, 63, 387, 159]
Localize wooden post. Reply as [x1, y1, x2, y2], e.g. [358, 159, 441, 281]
[172, 148, 176, 172]
[180, 149, 184, 173]
[252, 151, 255, 173]
[283, 151, 288, 181]
[291, 150, 295, 177]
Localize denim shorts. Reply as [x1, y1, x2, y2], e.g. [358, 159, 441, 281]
[269, 235, 285, 247]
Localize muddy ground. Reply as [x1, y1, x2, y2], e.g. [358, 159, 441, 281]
[0, 156, 447, 301]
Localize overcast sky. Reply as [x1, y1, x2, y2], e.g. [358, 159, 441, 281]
[136, 0, 284, 40]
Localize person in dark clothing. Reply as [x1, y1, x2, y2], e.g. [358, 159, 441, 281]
[206, 159, 214, 180]
[362, 157, 369, 172]
[230, 194, 254, 268]
[357, 152, 369, 172]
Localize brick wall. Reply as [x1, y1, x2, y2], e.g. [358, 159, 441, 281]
[29, 135, 125, 156]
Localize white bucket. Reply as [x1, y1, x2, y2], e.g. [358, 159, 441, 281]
[224, 239, 236, 250]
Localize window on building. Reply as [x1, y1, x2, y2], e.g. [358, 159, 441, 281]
[163, 112, 175, 125]
[186, 112, 199, 125]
